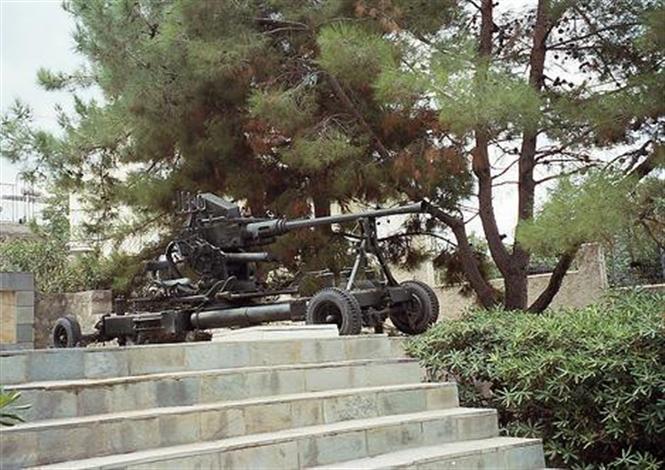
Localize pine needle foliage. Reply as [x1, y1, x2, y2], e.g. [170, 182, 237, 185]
[248, 87, 318, 135]
[283, 130, 366, 172]
[517, 172, 634, 255]
[318, 23, 397, 87]
[1, 0, 472, 283]
[518, 170, 664, 259]
[432, 55, 542, 136]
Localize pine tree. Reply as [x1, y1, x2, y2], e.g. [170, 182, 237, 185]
[2, 0, 662, 310]
[2, 0, 469, 276]
[359, 0, 664, 310]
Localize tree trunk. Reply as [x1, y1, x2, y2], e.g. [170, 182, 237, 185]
[427, 204, 500, 308]
[528, 246, 579, 312]
[507, 0, 550, 310]
[312, 193, 332, 234]
[504, 270, 529, 310]
[473, 0, 513, 280]
[451, 221, 501, 308]
[473, 133, 513, 276]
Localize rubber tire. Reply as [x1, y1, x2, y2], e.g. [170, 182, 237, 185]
[403, 280, 440, 325]
[306, 287, 362, 335]
[390, 280, 439, 335]
[51, 315, 82, 348]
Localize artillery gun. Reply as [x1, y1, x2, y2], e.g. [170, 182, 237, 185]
[51, 193, 442, 348]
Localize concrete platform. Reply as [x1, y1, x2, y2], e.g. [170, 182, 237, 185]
[2, 383, 458, 466]
[0, 334, 405, 384]
[29, 408, 499, 469]
[212, 323, 340, 341]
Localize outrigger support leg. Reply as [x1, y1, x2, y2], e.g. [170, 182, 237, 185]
[346, 239, 367, 290]
[361, 217, 399, 287]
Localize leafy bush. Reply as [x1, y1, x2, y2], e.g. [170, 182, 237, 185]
[406, 291, 665, 469]
[606, 236, 663, 287]
[0, 388, 29, 427]
[0, 198, 127, 293]
[0, 232, 112, 293]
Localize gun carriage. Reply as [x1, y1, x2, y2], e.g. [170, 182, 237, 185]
[52, 193, 442, 348]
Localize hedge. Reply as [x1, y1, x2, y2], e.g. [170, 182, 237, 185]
[405, 291, 665, 469]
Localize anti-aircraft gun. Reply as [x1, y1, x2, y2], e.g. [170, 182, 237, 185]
[51, 193, 443, 347]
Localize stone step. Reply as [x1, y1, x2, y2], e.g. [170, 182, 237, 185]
[1, 383, 458, 467]
[310, 437, 546, 469]
[212, 324, 340, 341]
[30, 407, 499, 470]
[0, 334, 406, 385]
[7, 357, 422, 421]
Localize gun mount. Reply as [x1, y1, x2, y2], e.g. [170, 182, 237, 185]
[51, 193, 443, 348]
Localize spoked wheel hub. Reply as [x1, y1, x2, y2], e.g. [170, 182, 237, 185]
[52, 324, 68, 348]
[389, 280, 440, 335]
[404, 295, 425, 329]
[312, 301, 343, 328]
[51, 315, 82, 348]
[306, 287, 362, 335]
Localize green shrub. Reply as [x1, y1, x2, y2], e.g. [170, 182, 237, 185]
[0, 196, 135, 293]
[0, 233, 113, 293]
[0, 388, 29, 427]
[406, 291, 665, 469]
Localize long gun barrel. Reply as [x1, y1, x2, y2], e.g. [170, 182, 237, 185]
[243, 201, 427, 240]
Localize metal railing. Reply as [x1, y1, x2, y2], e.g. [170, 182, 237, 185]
[0, 180, 45, 223]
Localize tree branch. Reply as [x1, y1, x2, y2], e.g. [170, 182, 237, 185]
[517, 0, 549, 224]
[253, 17, 309, 30]
[326, 72, 392, 161]
[491, 156, 520, 180]
[465, 0, 482, 12]
[472, 0, 513, 276]
[500, 0, 552, 309]
[534, 165, 600, 185]
[378, 231, 457, 246]
[426, 203, 500, 307]
[547, 21, 640, 49]
[528, 244, 580, 312]
[629, 144, 664, 179]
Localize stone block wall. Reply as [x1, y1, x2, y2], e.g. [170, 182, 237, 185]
[0, 222, 36, 242]
[34, 290, 112, 349]
[0, 272, 35, 350]
[0, 273, 111, 350]
[521, 243, 608, 309]
[398, 243, 609, 319]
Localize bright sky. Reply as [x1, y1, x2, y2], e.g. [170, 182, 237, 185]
[0, 0, 531, 236]
[1, 0, 101, 184]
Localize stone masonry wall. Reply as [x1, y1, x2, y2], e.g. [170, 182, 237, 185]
[0, 272, 35, 350]
[397, 243, 609, 319]
[34, 290, 112, 349]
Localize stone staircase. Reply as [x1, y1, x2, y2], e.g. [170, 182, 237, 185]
[0, 326, 545, 469]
